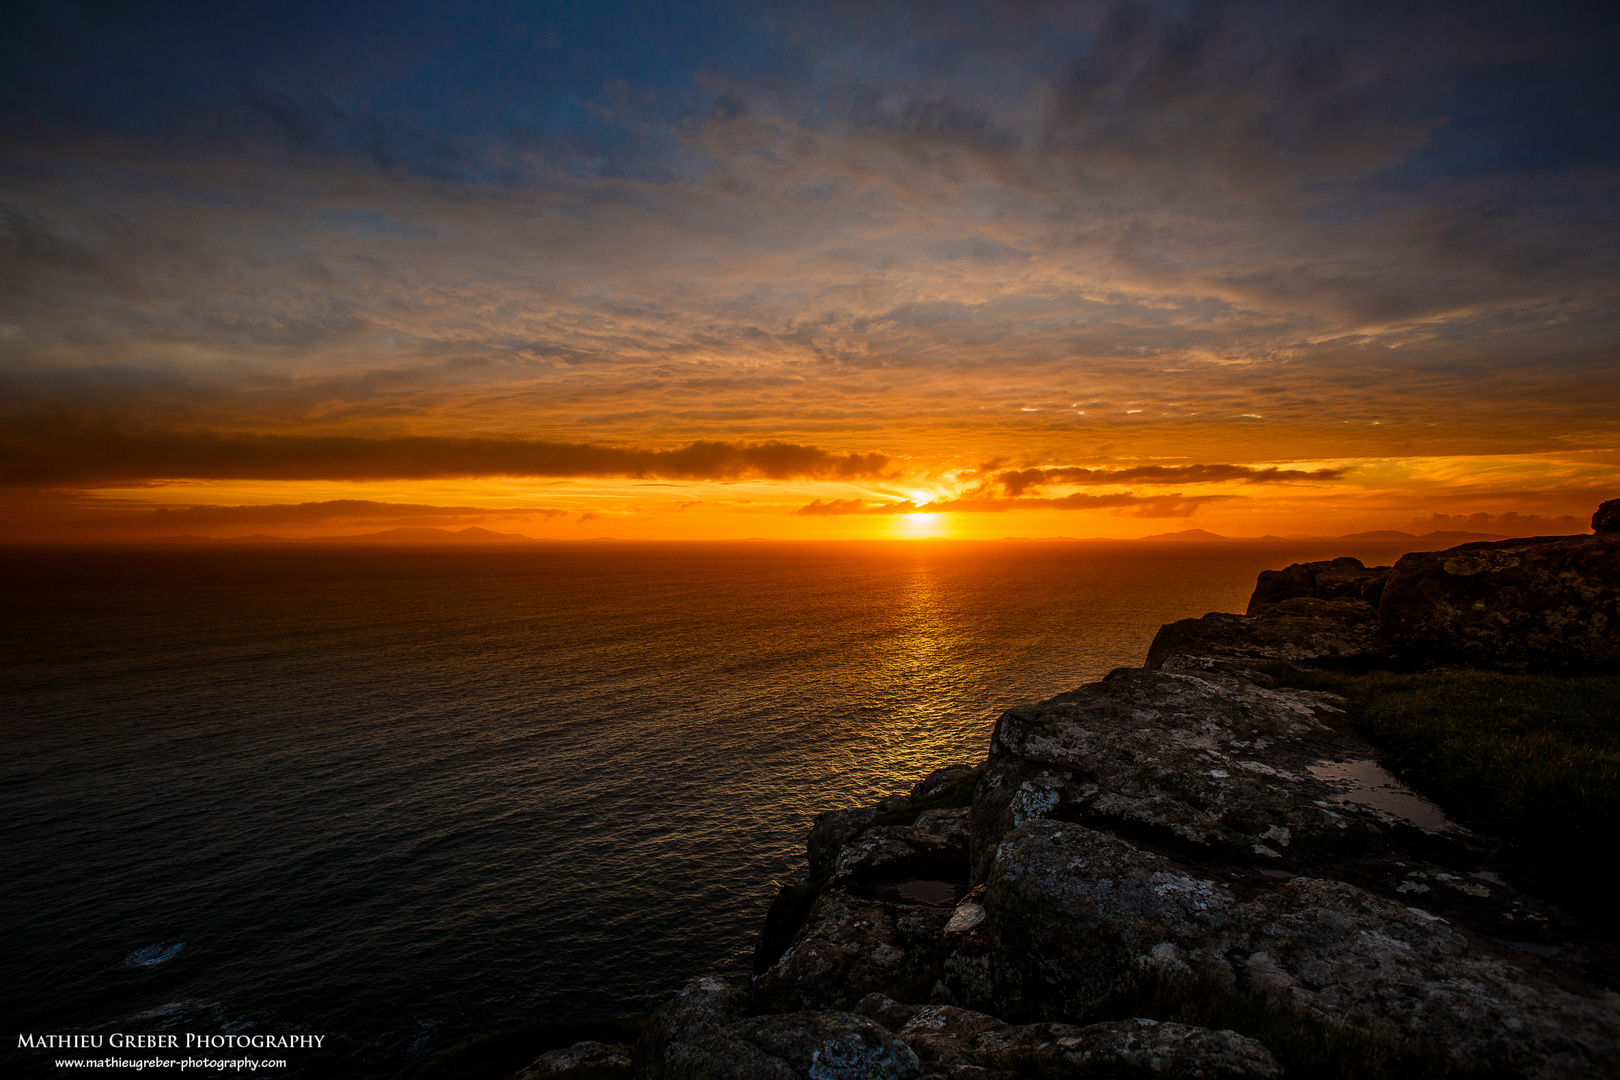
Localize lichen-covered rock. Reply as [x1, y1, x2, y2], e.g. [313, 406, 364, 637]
[969, 667, 1427, 876]
[729, 1012, 920, 1079]
[808, 795, 912, 876]
[632, 976, 747, 1080]
[909, 765, 980, 801]
[700, 528, 1620, 1080]
[754, 813, 970, 1012]
[659, 1011, 920, 1080]
[946, 820, 1620, 1079]
[1378, 533, 1620, 672]
[1247, 556, 1392, 614]
[512, 1040, 630, 1078]
[889, 1004, 1011, 1071]
[1145, 597, 1384, 670]
[974, 1018, 1282, 1079]
[849, 996, 1280, 1079]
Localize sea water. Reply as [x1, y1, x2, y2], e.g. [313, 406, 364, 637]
[2, 539, 1417, 1076]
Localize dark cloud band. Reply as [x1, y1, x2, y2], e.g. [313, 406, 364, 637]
[0, 430, 892, 486]
[992, 464, 1345, 496]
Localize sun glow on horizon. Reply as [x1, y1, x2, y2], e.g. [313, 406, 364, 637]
[894, 511, 950, 539]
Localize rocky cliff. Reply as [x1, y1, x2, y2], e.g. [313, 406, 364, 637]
[537, 516, 1620, 1080]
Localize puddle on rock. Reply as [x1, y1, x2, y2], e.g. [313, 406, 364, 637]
[1307, 759, 1454, 832]
[1504, 940, 1562, 958]
[896, 879, 960, 905]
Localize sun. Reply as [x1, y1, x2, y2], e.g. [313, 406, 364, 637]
[894, 511, 949, 538]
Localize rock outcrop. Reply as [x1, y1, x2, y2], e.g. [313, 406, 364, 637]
[512, 1040, 631, 1078]
[1246, 555, 1392, 614]
[1150, 522, 1620, 674]
[1145, 596, 1384, 670]
[629, 509, 1620, 1080]
[1379, 533, 1620, 672]
[1595, 499, 1620, 535]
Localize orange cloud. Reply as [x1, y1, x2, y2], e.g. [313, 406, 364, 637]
[794, 492, 1228, 517]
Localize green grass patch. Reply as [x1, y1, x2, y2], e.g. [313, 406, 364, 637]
[1254, 663, 1620, 906]
[418, 1016, 641, 1080]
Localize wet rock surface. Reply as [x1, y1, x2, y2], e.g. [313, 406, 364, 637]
[637, 518, 1620, 1079]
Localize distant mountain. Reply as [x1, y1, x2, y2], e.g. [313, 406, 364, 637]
[1139, 529, 1228, 541]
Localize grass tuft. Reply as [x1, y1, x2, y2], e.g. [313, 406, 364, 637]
[869, 772, 981, 829]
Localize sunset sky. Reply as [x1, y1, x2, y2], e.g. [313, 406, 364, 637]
[2, 0, 1616, 541]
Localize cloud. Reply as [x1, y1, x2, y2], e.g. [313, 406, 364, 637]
[990, 464, 1346, 496]
[0, 429, 892, 487]
[793, 492, 1227, 517]
[1410, 510, 1586, 535]
[1, 0, 1617, 515]
[122, 500, 567, 527]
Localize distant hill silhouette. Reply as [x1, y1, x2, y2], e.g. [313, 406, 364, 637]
[1139, 529, 1229, 541]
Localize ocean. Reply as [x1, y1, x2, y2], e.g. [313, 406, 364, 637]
[2, 539, 1419, 1076]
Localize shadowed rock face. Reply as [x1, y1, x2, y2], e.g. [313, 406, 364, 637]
[1595, 499, 1620, 534]
[1152, 527, 1620, 674]
[1379, 534, 1620, 672]
[753, 810, 970, 1013]
[1247, 556, 1392, 614]
[956, 821, 1620, 1077]
[856, 996, 1283, 1079]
